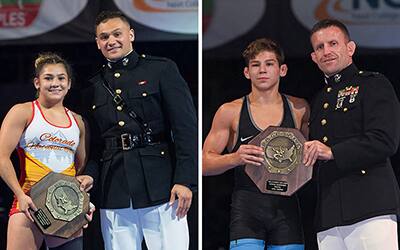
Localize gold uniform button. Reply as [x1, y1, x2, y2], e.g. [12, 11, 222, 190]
[343, 108, 348, 112]
[116, 89, 122, 94]
[327, 87, 332, 93]
[92, 105, 96, 110]
[361, 170, 366, 175]
[114, 72, 121, 78]
[118, 121, 125, 127]
[161, 151, 165, 155]
[142, 92, 147, 97]
[323, 103, 329, 109]
[321, 119, 327, 125]
[141, 54, 146, 58]
[117, 106, 122, 111]
[322, 136, 328, 142]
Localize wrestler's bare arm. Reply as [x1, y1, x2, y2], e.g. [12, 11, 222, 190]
[72, 113, 94, 193]
[0, 103, 36, 219]
[287, 95, 310, 139]
[203, 100, 264, 176]
[73, 113, 87, 175]
[300, 100, 310, 140]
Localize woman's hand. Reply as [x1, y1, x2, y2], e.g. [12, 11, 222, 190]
[75, 175, 94, 192]
[16, 193, 37, 222]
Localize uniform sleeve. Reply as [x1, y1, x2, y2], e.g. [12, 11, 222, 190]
[332, 75, 400, 171]
[159, 60, 198, 188]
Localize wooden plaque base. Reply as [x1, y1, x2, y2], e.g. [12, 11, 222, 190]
[245, 126, 312, 196]
[29, 172, 89, 238]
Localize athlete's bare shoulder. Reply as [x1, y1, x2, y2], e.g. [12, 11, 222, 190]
[285, 95, 310, 133]
[70, 111, 83, 124]
[3, 102, 34, 128]
[216, 98, 243, 119]
[70, 111, 85, 129]
[285, 95, 309, 113]
[10, 102, 33, 118]
[12, 101, 32, 111]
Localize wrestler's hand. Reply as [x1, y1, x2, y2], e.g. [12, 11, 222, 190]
[303, 140, 333, 167]
[76, 175, 94, 192]
[83, 202, 95, 229]
[16, 193, 37, 222]
[232, 144, 264, 166]
[170, 184, 192, 219]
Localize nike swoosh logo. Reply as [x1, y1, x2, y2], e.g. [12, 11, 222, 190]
[240, 135, 254, 142]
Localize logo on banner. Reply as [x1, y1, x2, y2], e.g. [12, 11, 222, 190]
[0, 0, 87, 40]
[291, 0, 400, 48]
[0, 0, 41, 27]
[203, 0, 266, 50]
[114, 0, 197, 34]
[133, 0, 196, 12]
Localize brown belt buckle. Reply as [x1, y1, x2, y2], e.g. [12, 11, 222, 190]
[121, 133, 132, 150]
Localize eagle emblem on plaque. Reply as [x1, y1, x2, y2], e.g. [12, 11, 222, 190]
[245, 126, 312, 196]
[29, 172, 89, 238]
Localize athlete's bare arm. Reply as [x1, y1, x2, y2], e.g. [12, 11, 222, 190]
[72, 113, 94, 193]
[203, 100, 264, 176]
[73, 113, 87, 174]
[0, 103, 36, 221]
[287, 95, 310, 139]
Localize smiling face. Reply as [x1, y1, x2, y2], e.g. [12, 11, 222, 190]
[95, 17, 134, 61]
[244, 50, 287, 92]
[34, 63, 71, 103]
[310, 25, 355, 77]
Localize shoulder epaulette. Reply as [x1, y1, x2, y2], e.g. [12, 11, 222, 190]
[358, 70, 381, 77]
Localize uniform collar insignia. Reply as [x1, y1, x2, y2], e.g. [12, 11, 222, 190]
[324, 64, 358, 86]
[334, 74, 341, 83]
[105, 51, 139, 70]
[122, 57, 129, 66]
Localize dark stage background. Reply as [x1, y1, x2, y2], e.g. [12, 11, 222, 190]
[0, 0, 198, 249]
[203, 1, 400, 250]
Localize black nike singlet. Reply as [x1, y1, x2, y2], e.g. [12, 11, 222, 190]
[229, 95, 304, 245]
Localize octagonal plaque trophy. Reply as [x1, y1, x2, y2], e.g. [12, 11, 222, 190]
[245, 126, 312, 196]
[28, 172, 89, 238]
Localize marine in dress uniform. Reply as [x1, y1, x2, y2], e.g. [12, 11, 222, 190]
[82, 50, 197, 249]
[309, 63, 400, 247]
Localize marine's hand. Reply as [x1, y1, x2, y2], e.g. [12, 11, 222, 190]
[303, 140, 333, 167]
[76, 175, 94, 192]
[83, 202, 95, 229]
[233, 144, 264, 166]
[17, 193, 37, 222]
[169, 184, 192, 219]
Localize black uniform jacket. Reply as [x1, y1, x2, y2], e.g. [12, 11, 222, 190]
[309, 64, 400, 232]
[82, 51, 197, 209]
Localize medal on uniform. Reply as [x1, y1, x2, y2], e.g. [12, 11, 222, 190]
[349, 86, 359, 103]
[336, 97, 345, 109]
[336, 85, 359, 108]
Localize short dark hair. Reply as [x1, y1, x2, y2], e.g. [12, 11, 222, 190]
[242, 38, 285, 66]
[95, 10, 131, 30]
[310, 19, 350, 41]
